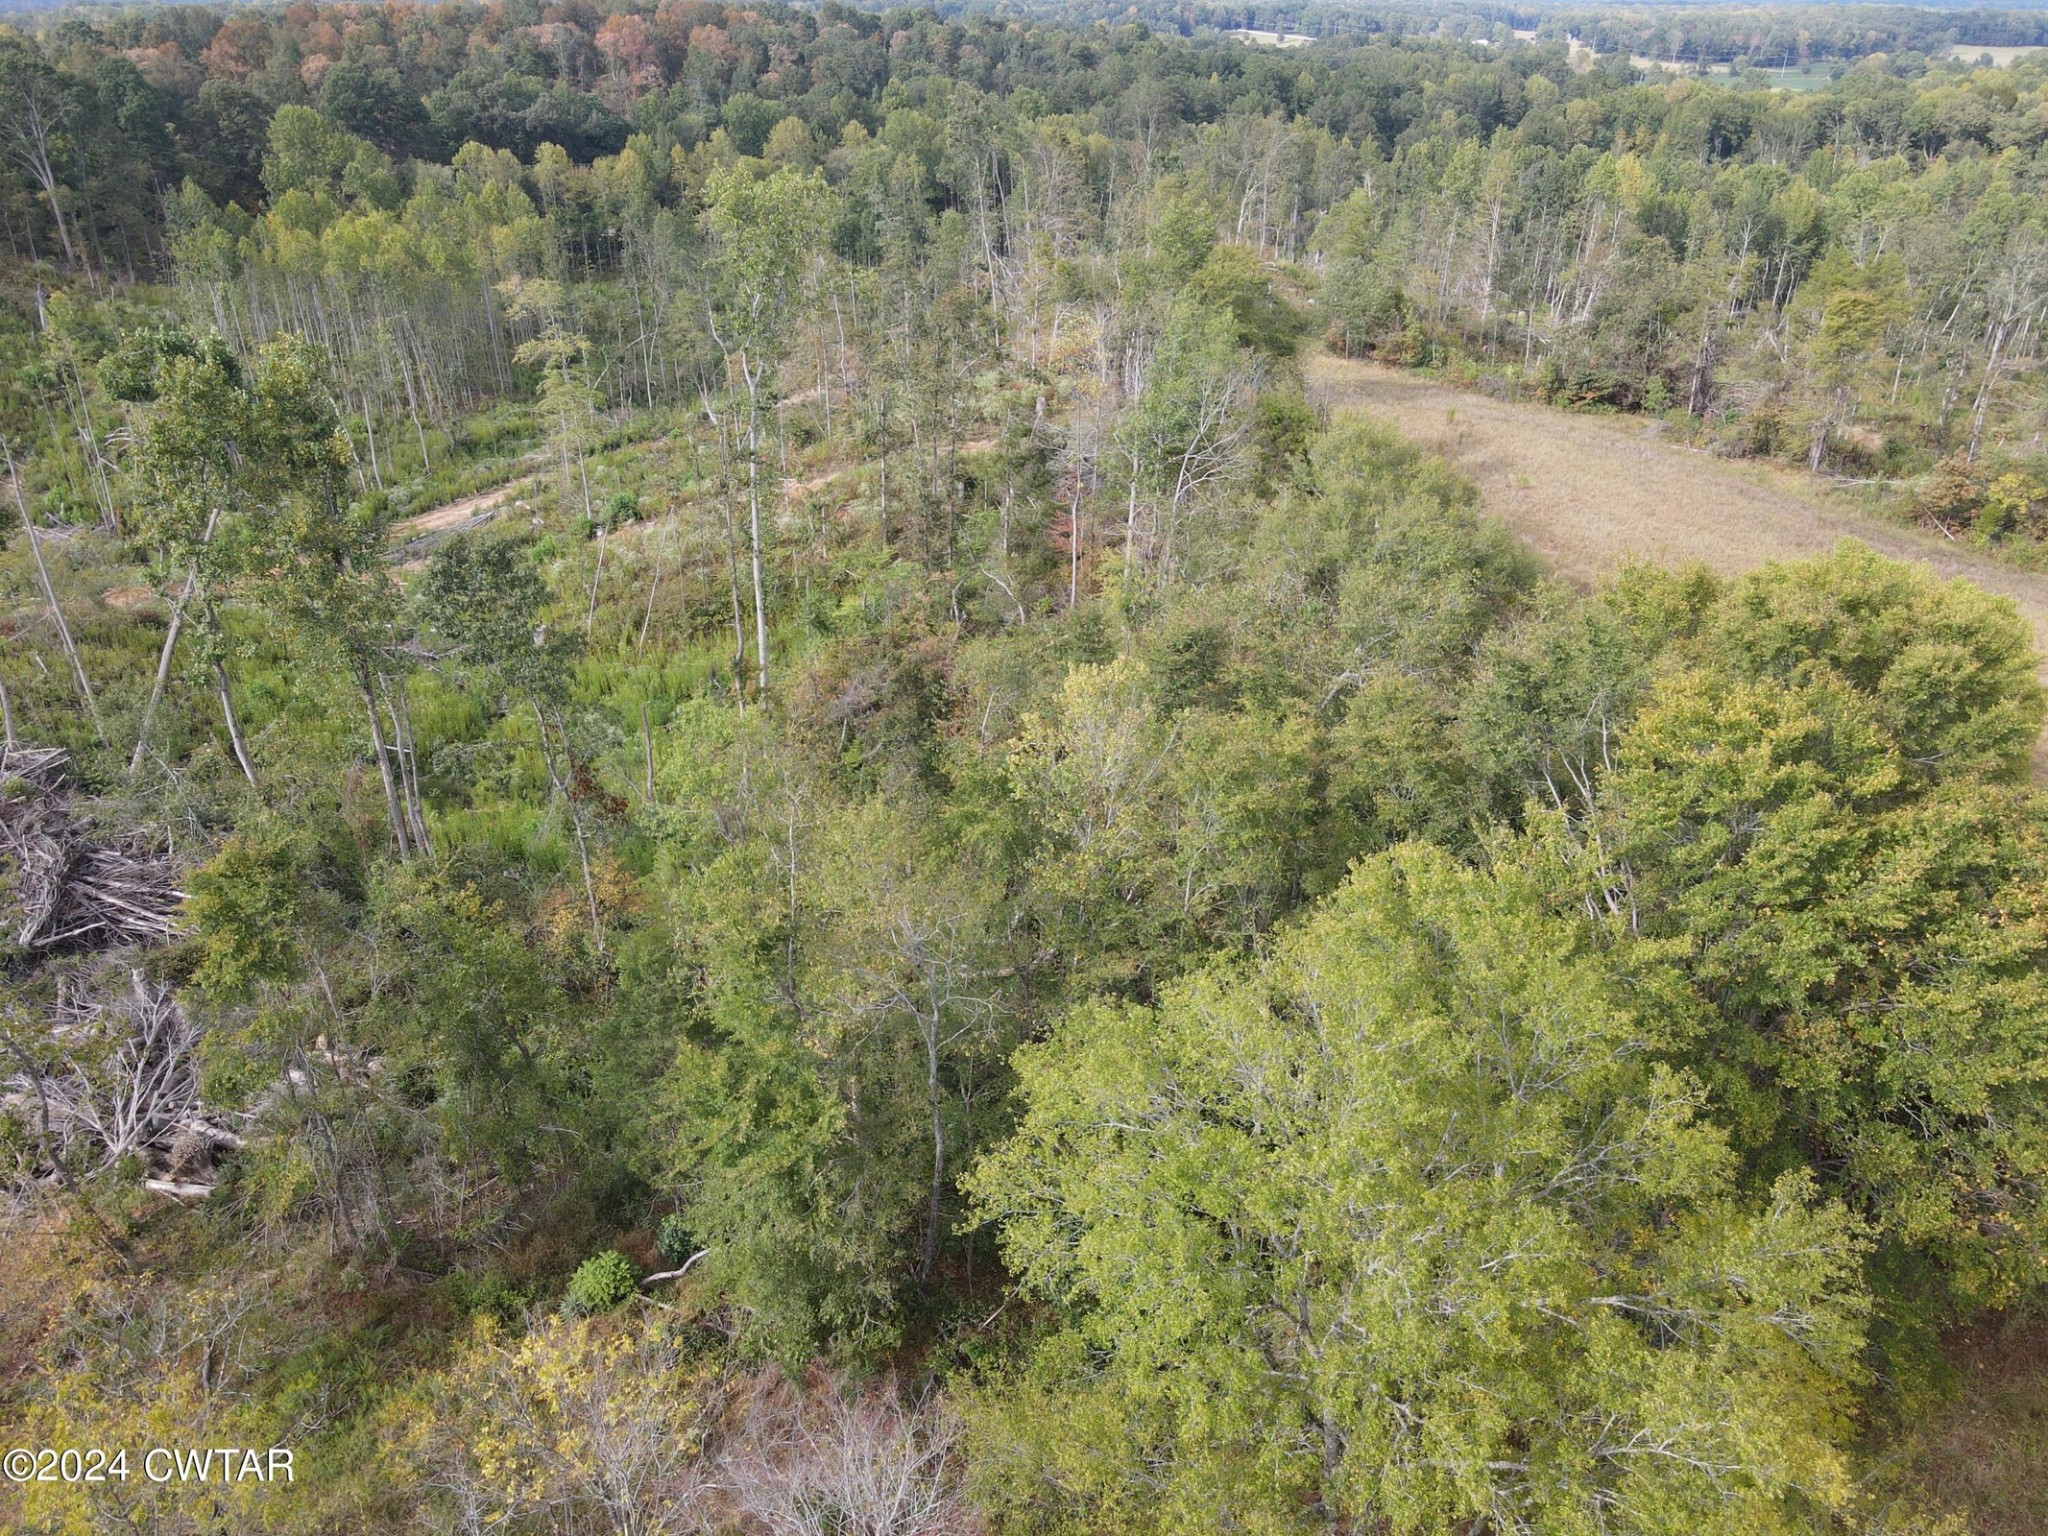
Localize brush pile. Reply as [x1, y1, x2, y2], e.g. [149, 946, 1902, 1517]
[3, 970, 244, 1198]
[0, 748, 238, 1202]
[0, 744, 183, 952]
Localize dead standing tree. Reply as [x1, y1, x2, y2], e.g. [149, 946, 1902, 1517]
[725, 1372, 968, 1536]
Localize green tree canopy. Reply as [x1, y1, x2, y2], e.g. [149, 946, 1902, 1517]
[970, 842, 1871, 1536]
[1575, 546, 2048, 1321]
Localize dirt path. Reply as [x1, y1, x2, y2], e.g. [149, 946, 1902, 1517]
[389, 485, 518, 541]
[1307, 355, 2048, 676]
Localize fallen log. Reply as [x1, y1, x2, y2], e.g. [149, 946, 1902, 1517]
[144, 1178, 214, 1200]
[640, 1248, 712, 1289]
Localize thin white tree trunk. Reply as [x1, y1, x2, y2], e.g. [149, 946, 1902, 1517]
[6, 441, 103, 743]
[745, 366, 770, 693]
[363, 679, 410, 857]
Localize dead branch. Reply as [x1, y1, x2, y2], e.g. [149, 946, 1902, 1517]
[145, 1178, 214, 1200]
[2, 970, 239, 1199]
[0, 744, 184, 952]
[639, 1248, 712, 1289]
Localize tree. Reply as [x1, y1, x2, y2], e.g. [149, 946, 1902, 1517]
[234, 335, 427, 853]
[318, 60, 432, 162]
[810, 807, 1017, 1284]
[0, 44, 84, 271]
[387, 1313, 711, 1536]
[109, 326, 254, 778]
[1577, 545, 2048, 1323]
[1005, 655, 1174, 984]
[362, 866, 579, 1176]
[969, 843, 1870, 1535]
[420, 534, 606, 951]
[704, 163, 831, 693]
[260, 104, 375, 202]
[728, 1377, 967, 1536]
[1456, 565, 1716, 821]
[1112, 295, 1257, 587]
[639, 704, 1026, 1358]
[1246, 422, 1537, 705]
[1006, 657, 1319, 982]
[499, 276, 599, 525]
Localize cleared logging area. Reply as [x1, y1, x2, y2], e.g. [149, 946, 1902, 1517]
[1306, 354, 2048, 684]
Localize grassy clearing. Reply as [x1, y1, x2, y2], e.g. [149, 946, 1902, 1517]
[1875, 1320, 2048, 1535]
[1304, 353, 2048, 686]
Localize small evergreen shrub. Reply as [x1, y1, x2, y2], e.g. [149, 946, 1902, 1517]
[656, 1213, 694, 1268]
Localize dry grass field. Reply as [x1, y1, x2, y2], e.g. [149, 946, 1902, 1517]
[1880, 1320, 2048, 1536]
[1306, 354, 2048, 654]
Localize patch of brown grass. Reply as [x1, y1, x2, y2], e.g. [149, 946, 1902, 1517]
[98, 583, 163, 614]
[387, 485, 517, 540]
[1874, 1319, 2048, 1536]
[1305, 354, 2048, 674]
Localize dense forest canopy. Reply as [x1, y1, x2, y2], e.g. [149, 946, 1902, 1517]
[10, 0, 2048, 522]
[2, 1, 2048, 1532]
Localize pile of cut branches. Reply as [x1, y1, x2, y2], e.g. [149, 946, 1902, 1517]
[0, 744, 183, 952]
[3, 970, 243, 1199]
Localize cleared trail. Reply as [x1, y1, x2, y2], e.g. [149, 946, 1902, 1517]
[1307, 355, 2048, 677]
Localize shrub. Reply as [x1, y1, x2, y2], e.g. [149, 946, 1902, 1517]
[1915, 455, 2048, 544]
[656, 1213, 694, 1268]
[448, 1268, 528, 1324]
[566, 1250, 639, 1313]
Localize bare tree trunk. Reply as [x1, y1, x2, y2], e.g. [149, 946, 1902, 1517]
[1069, 482, 1082, 610]
[5, 99, 80, 271]
[585, 522, 607, 637]
[922, 1019, 945, 1284]
[529, 699, 603, 953]
[129, 572, 193, 777]
[641, 700, 655, 802]
[387, 676, 431, 856]
[362, 679, 410, 858]
[637, 549, 662, 655]
[361, 402, 384, 491]
[129, 508, 222, 777]
[744, 367, 770, 694]
[217, 659, 258, 786]
[6, 440, 104, 744]
[1123, 458, 1142, 573]
[398, 346, 431, 468]
[705, 398, 747, 705]
[1967, 322, 2012, 464]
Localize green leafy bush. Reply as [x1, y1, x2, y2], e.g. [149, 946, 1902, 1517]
[565, 1250, 638, 1314]
[655, 1214, 694, 1269]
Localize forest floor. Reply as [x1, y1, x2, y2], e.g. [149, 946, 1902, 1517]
[1306, 353, 2048, 676]
[1892, 1317, 2048, 1536]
